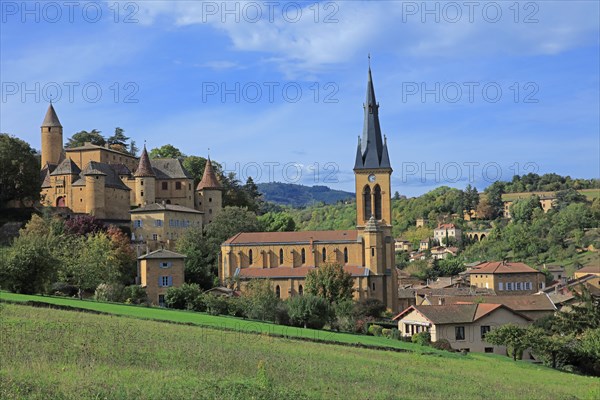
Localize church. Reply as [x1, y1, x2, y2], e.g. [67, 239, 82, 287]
[38, 104, 223, 249]
[219, 67, 399, 311]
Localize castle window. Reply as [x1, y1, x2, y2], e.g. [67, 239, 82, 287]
[152, 234, 158, 241]
[279, 248, 284, 265]
[189, 183, 191, 190]
[176, 182, 182, 190]
[155, 220, 163, 227]
[372, 282, 376, 291]
[141, 191, 144, 197]
[344, 247, 348, 263]
[209, 198, 212, 202]
[322, 247, 326, 262]
[141, 180, 144, 186]
[276, 285, 281, 298]
[371, 248, 375, 257]
[249, 249, 253, 265]
[134, 220, 142, 228]
[374, 185, 382, 220]
[298, 285, 303, 296]
[363, 185, 372, 221]
[301, 248, 306, 264]
[162, 182, 168, 190]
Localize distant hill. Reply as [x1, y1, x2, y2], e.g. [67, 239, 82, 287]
[257, 182, 354, 208]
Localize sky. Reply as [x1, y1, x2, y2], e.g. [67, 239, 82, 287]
[1, 0, 599, 196]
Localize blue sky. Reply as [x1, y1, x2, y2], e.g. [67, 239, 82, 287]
[1, 1, 598, 196]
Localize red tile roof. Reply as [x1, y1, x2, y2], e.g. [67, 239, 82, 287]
[436, 223, 456, 229]
[224, 230, 358, 245]
[575, 265, 600, 274]
[393, 303, 531, 323]
[468, 261, 540, 274]
[439, 294, 556, 312]
[237, 265, 368, 279]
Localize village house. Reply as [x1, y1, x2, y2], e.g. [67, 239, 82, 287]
[394, 238, 412, 252]
[573, 265, 600, 279]
[542, 264, 566, 283]
[433, 223, 461, 246]
[138, 249, 186, 307]
[430, 246, 458, 260]
[393, 303, 532, 354]
[468, 261, 545, 294]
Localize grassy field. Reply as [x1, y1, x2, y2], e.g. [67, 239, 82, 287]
[0, 291, 419, 351]
[501, 189, 599, 202]
[1, 303, 599, 399]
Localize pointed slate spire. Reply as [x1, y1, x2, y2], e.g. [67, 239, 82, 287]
[196, 157, 221, 190]
[134, 145, 156, 177]
[41, 103, 62, 128]
[354, 63, 391, 170]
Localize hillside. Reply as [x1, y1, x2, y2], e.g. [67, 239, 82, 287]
[1, 301, 598, 399]
[257, 182, 354, 207]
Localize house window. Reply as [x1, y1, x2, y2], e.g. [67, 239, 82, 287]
[162, 182, 168, 190]
[134, 220, 142, 228]
[301, 248, 306, 264]
[298, 285, 303, 295]
[155, 220, 163, 227]
[455, 326, 465, 341]
[275, 285, 281, 298]
[484, 347, 494, 353]
[176, 182, 182, 190]
[160, 276, 172, 287]
[160, 262, 172, 268]
[498, 282, 503, 291]
[249, 249, 253, 265]
[344, 247, 348, 263]
[481, 326, 491, 339]
[279, 248, 284, 265]
[322, 247, 327, 262]
[506, 282, 513, 291]
[152, 234, 158, 241]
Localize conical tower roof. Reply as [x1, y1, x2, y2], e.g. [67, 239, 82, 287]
[41, 104, 62, 128]
[196, 157, 221, 190]
[134, 146, 156, 177]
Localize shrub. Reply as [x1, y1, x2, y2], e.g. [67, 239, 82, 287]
[50, 282, 78, 297]
[123, 285, 147, 305]
[431, 339, 454, 352]
[227, 296, 246, 318]
[354, 298, 386, 319]
[274, 301, 290, 326]
[390, 328, 400, 340]
[165, 283, 202, 310]
[382, 328, 392, 338]
[332, 300, 356, 332]
[190, 294, 207, 312]
[287, 294, 331, 329]
[203, 294, 229, 316]
[368, 324, 383, 337]
[94, 283, 125, 302]
[243, 279, 280, 322]
[411, 331, 431, 346]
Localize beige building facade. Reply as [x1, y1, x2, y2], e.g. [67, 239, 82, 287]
[139, 249, 186, 306]
[468, 261, 545, 294]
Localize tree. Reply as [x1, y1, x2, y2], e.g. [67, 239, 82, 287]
[258, 212, 296, 232]
[433, 256, 465, 277]
[305, 263, 354, 304]
[0, 134, 40, 207]
[129, 140, 139, 156]
[243, 177, 263, 213]
[484, 181, 505, 219]
[164, 283, 202, 310]
[175, 227, 213, 290]
[510, 196, 541, 224]
[65, 129, 105, 148]
[393, 191, 401, 200]
[149, 144, 185, 159]
[242, 279, 280, 321]
[463, 184, 480, 213]
[287, 294, 331, 329]
[554, 188, 587, 211]
[106, 225, 137, 284]
[353, 298, 386, 319]
[484, 324, 528, 361]
[476, 197, 494, 220]
[552, 286, 600, 335]
[106, 127, 130, 154]
[526, 327, 574, 369]
[64, 215, 106, 236]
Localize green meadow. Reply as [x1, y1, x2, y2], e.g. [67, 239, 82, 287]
[1, 301, 599, 399]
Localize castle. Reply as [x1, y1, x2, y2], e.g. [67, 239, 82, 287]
[39, 104, 222, 248]
[219, 67, 399, 311]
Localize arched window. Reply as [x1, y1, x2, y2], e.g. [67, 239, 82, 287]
[249, 249, 253, 265]
[298, 285, 303, 296]
[363, 185, 372, 221]
[56, 197, 65, 207]
[322, 247, 327, 262]
[344, 247, 348, 263]
[301, 248, 306, 264]
[279, 248, 284, 265]
[275, 285, 281, 298]
[374, 184, 382, 220]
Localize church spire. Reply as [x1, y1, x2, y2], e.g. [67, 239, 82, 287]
[354, 63, 391, 170]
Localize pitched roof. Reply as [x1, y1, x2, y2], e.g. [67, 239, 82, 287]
[134, 146, 156, 177]
[236, 265, 369, 279]
[81, 161, 130, 191]
[138, 249, 186, 260]
[151, 158, 191, 179]
[130, 203, 202, 214]
[438, 294, 556, 312]
[223, 230, 359, 245]
[393, 303, 531, 323]
[468, 261, 540, 274]
[41, 104, 62, 127]
[65, 142, 139, 158]
[354, 66, 391, 170]
[436, 223, 456, 230]
[50, 158, 81, 176]
[575, 265, 600, 275]
[109, 163, 132, 176]
[416, 287, 496, 298]
[196, 158, 221, 190]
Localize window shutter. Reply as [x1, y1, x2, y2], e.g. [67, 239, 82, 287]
[168, 276, 173, 286]
[159, 276, 162, 287]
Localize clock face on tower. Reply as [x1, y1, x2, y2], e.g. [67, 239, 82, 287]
[368, 174, 376, 183]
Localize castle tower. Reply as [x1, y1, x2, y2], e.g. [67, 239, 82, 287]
[196, 157, 222, 224]
[41, 103, 64, 168]
[84, 164, 107, 219]
[133, 145, 156, 206]
[364, 216, 384, 274]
